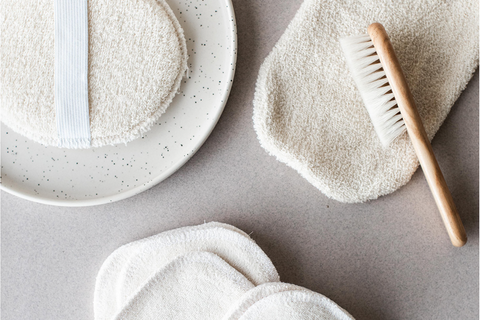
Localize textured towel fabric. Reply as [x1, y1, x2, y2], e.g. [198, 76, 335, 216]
[222, 282, 309, 320]
[94, 224, 232, 320]
[117, 225, 280, 309]
[1, 0, 187, 148]
[253, 0, 479, 202]
[94, 222, 279, 320]
[236, 290, 355, 320]
[94, 222, 356, 319]
[113, 252, 255, 320]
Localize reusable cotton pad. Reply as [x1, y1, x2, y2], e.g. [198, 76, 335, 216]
[1, 0, 187, 148]
[117, 224, 280, 308]
[113, 252, 255, 320]
[253, 0, 479, 202]
[94, 222, 278, 320]
[235, 289, 355, 320]
[222, 282, 309, 320]
[94, 223, 237, 319]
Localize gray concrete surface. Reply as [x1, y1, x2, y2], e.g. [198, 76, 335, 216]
[2, 1, 478, 319]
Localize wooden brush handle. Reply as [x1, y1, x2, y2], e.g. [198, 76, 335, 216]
[368, 23, 467, 247]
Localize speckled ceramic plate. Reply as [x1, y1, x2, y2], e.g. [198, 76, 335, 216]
[0, 0, 236, 206]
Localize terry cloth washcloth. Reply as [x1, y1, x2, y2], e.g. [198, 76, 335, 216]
[233, 289, 355, 320]
[113, 252, 255, 320]
[253, 0, 479, 202]
[1, 0, 187, 148]
[94, 222, 279, 320]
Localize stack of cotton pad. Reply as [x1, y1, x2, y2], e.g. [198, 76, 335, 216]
[94, 222, 355, 319]
[253, 0, 478, 202]
[1, 0, 187, 148]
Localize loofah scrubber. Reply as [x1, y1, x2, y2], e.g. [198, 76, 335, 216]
[1, 0, 188, 148]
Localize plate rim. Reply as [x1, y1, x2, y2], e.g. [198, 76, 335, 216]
[0, 0, 237, 207]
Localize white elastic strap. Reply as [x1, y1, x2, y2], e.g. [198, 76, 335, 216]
[54, 0, 91, 148]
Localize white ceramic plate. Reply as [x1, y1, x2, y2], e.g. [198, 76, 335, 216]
[0, 0, 237, 206]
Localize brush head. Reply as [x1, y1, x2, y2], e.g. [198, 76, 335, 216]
[340, 34, 406, 147]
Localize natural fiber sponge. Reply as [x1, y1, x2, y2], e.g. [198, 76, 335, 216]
[253, 0, 478, 203]
[1, 0, 187, 147]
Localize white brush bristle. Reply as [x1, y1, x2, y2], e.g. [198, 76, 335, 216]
[340, 34, 406, 146]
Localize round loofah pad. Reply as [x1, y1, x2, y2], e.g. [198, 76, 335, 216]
[1, 0, 187, 148]
[253, 0, 478, 203]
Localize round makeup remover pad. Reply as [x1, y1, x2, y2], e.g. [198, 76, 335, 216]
[1, 0, 187, 148]
[236, 290, 355, 320]
[94, 222, 279, 320]
[113, 252, 255, 320]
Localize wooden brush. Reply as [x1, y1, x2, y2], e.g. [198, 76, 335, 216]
[340, 23, 467, 247]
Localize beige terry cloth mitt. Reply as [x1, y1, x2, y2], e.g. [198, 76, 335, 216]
[253, 0, 479, 202]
